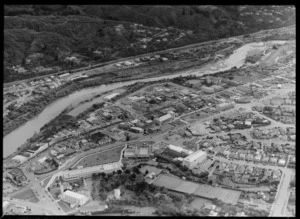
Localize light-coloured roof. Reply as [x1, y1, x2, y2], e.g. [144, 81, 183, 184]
[104, 93, 120, 100]
[11, 155, 28, 162]
[184, 150, 207, 162]
[157, 114, 172, 122]
[80, 203, 108, 212]
[3, 201, 10, 208]
[38, 157, 47, 163]
[168, 144, 184, 153]
[63, 162, 122, 178]
[63, 190, 86, 200]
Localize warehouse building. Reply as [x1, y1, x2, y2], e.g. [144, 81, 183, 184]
[168, 144, 193, 155]
[62, 162, 123, 181]
[154, 113, 174, 126]
[202, 86, 215, 94]
[60, 190, 89, 208]
[216, 102, 235, 111]
[182, 150, 207, 169]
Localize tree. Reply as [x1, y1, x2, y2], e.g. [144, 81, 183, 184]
[290, 179, 295, 187]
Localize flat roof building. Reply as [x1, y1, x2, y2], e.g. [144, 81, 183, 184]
[104, 93, 120, 100]
[154, 114, 173, 125]
[61, 190, 89, 208]
[182, 150, 207, 169]
[80, 203, 108, 214]
[63, 162, 123, 181]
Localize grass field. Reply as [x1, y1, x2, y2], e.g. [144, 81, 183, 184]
[139, 165, 163, 175]
[49, 187, 61, 200]
[152, 174, 182, 189]
[42, 176, 52, 188]
[71, 146, 124, 170]
[152, 174, 241, 204]
[11, 188, 39, 203]
[58, 200, 74, 213]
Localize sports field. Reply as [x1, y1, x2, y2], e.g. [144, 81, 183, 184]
[152, 174, 182, 189]
[153, 174, 241, 204]
[71, 146, 124, 170]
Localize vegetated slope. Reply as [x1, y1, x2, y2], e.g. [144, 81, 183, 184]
[4, 5, 295, 83]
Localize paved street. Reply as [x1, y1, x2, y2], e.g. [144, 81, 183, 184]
[269, 170, 294, 216]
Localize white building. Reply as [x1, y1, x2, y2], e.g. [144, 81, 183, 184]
[278, 158, 286, 166]
[154, 113, 173, 125]
[216, 102, 235, 111]
[38, 156, 48, 164]
[114, 189, 121, 200]
[80, 203, 108, 214]
[168, 144, 193, 155]
[11, 155, 28, 164]
[104, 93, 120, 101]
[59, 73, 70, 79]
[62, 162, 123, 181]
[182, 150, 207, 169]
[3, 201, 11, 210]
[60, 190, 89, 208]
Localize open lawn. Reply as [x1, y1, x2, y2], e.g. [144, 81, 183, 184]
[139, 165, 163, 175]
[71, 146, 124, 170]
[152, 174, 182, 189]
[42, 176, 52, 188]
[49, 187, 61, 200]
[11, 188, 39, 203]
[58, 200, 74, 213]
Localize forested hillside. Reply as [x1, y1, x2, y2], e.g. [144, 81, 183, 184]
[4, 5, 295, 83]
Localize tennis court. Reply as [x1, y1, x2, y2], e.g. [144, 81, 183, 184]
[152, 174, 241, 204]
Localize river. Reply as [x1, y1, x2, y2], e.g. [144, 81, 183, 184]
[3, 40, 287, 158]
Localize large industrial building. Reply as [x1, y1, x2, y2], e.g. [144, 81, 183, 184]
[154, 113, 174, 126]
[60, 190, 89, 208]
[182, 150, 207, 169]
[62, 162, 123, 181]
[167, 144, 193, 155]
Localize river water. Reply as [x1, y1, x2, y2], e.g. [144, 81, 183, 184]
[3, 40, 287, 158]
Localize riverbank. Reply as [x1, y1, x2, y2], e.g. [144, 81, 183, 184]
[3, 31, 294, 158]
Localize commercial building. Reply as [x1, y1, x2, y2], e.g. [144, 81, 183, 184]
[216, 102, 235, 111]
[62, 162, 123, 181]
[278, 158, 286, 166]
[11, 155, 28, 164]
[167, 144, 193, 155]
[154, 113, 173, 126]
[202, 86, 215, 94]
[3, 201, 11, 210]
[38, 157, 48, 164]
[114, 189, 121, 200]
[124, 148, 137, 158]
[60, 190, 89, 208]
[104, 93, 120, 101]
[182, 150, 207, 169]
[130, 127, 144, 133]
[80, 203, 108, 214]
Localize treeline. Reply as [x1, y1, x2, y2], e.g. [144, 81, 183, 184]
[91, 168, 203, 216]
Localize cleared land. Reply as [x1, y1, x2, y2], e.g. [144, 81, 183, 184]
[11, 188, 39, 203]
[139, 165, 163, 175]
[153, 174, 241, 204]
[58, 200, 74, 213]
[70, 146, 124, 170]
